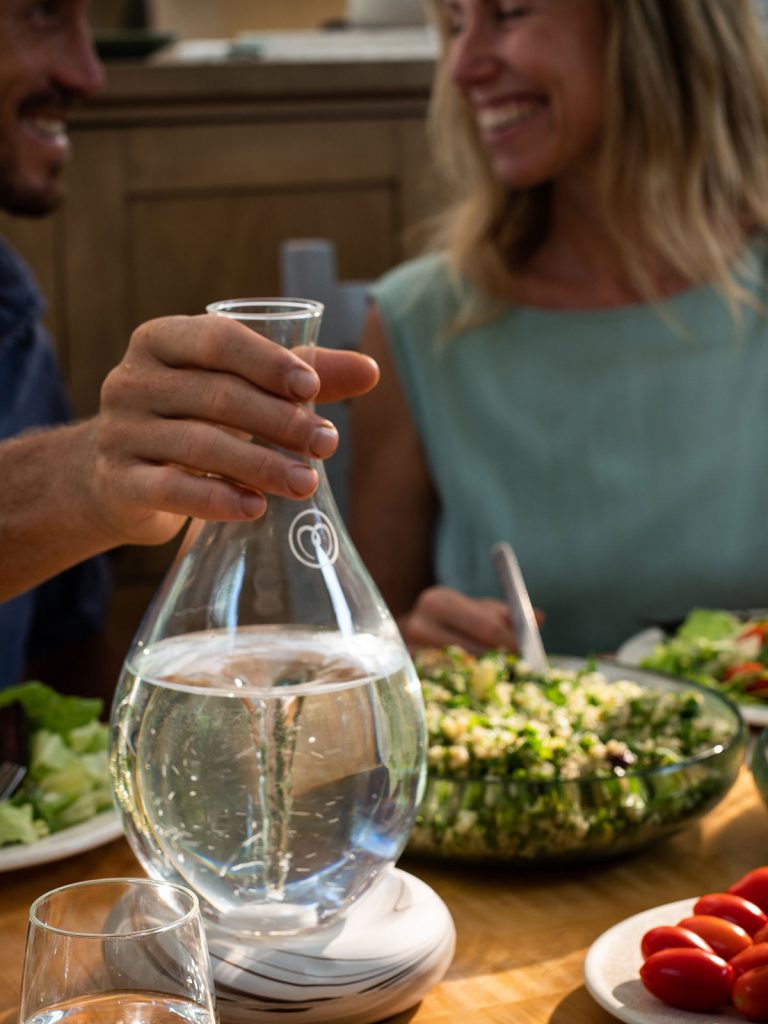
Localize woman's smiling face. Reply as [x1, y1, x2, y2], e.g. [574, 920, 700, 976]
[442, 0, 608, 191]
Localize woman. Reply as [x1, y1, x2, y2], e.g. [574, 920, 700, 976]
[349, 0, 768, 656]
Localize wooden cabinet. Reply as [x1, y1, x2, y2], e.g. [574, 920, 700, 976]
[0, 55, 435, 651]
[4, 61, 435, 415]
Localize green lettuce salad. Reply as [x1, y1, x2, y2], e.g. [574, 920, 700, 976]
[0, 682, 113, 847]
[640, 608, 768, 704]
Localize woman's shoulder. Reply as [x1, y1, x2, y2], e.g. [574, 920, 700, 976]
[373, 251, 463, 324]
[743, 231, 768, 288]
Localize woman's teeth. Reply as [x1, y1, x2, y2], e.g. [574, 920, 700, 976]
[477, 101, 540, 132]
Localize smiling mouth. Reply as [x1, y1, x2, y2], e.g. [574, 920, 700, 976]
[476, 101, 543, 134]
[23, 115, 68, 141]
[19, 86, 74, 147]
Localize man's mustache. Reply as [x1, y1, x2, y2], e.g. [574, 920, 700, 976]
[19, 87, 78, 117]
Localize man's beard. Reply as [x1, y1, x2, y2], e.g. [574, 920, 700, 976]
[0, 159, 63, 218]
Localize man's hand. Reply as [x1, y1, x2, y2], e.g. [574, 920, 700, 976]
[79, 313, 379, 548]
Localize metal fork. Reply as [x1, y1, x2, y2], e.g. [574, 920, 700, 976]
[0, 759, 26, 800]
[491, 542, 549, 673]
[0, 701, 28, 800]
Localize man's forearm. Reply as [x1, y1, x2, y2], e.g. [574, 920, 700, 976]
[0, 320, 380, 605]
[0, 420, 117, 601]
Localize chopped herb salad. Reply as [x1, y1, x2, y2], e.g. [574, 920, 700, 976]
[408, 647, 743, 862]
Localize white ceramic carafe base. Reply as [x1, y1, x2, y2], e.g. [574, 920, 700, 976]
[207, 867, 455, 1024]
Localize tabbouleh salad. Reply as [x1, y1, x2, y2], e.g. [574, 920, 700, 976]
[408, 646, 742, 862]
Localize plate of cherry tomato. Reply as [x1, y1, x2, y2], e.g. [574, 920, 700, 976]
[585, 868, 768, 1022]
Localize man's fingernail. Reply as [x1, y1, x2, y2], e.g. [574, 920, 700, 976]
[288, 367, 319, 400]
[241, 492, 266, 517]
[288, 464, 318, 495]
[310, 422, 338, 458]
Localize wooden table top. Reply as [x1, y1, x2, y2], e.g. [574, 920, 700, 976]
[3, 767, 768, 1024]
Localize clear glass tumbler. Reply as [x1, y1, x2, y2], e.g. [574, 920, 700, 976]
[18, 877, 217, 1024]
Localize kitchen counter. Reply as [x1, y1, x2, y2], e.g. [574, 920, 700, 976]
[77, 27, 436, 119]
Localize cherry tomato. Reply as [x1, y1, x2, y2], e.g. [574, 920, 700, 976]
[733, 964, 768, 1021]
[694, 893, 768, 935]
[640, 925, 714, 960]
[731, 869, 768, 914]
[755, 925, 768, 944]
[678, 914, 753, 960]
[740, 623, 768, 642]
[723, 663, 768, 694]
[731, 944, 768, 981]
[725, 661, 766, 679]
[639, 948, 733, 1012]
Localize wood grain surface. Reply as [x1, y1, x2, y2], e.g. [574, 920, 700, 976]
[2, 767, 767, 1024]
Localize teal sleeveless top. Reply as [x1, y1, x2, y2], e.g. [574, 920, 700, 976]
[372, 243, 768, 656]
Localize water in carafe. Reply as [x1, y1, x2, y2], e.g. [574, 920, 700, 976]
[109, 300, 426, 938]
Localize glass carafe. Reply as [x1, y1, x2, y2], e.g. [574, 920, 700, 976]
[109, 299, 426, 939]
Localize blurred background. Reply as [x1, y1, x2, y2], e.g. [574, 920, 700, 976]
[89, 0, 426, 34]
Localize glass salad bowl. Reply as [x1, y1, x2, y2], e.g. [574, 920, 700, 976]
[406, 650, 746, 864]
[749, 726, 768, 812]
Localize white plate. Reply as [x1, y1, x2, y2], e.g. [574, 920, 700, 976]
[0, 809, 123, 873]
[584, 897, 741, 1023]
[616, 629, 768, 729]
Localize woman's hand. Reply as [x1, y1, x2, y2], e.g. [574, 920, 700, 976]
[85, 313, 379, 547]
[398, 585, 522, 654]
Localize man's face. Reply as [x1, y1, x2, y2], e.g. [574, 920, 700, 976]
[0, 1, 104, 217]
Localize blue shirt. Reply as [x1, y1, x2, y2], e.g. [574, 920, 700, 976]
[374, 243, 768, 656]
[0, 239, 110, 690]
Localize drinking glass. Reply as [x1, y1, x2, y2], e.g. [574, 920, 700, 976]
[110, 299, 426, 939]
[18, 877, 217, 1024]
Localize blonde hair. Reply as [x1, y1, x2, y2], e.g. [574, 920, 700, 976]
[424, 0, 768, 314]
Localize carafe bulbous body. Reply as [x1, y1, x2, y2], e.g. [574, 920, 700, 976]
[109, 300, 426, 938]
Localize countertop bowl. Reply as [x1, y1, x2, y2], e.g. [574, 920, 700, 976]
[407, 655, 746, 865]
